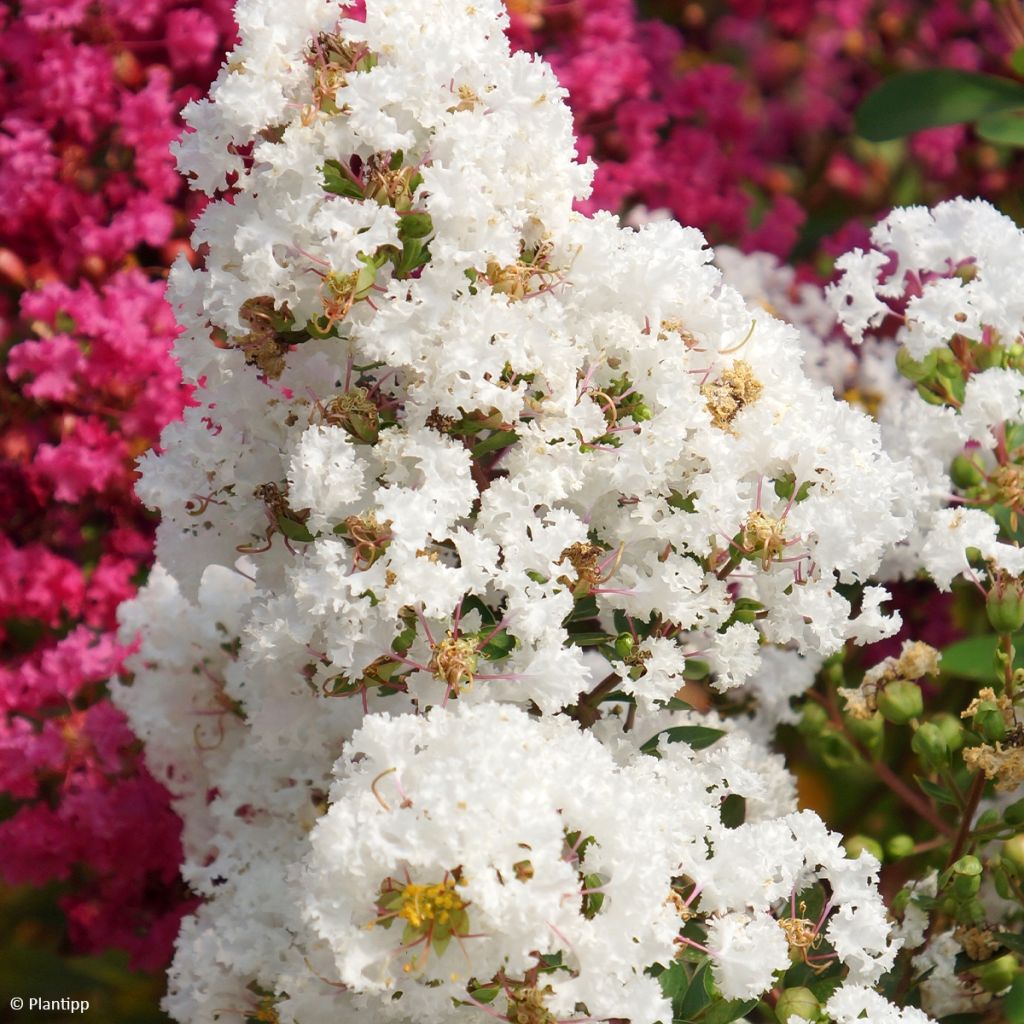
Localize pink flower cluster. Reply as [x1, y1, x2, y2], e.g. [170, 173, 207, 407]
[508, 0, 1016, 260]
[0, 0, 234, 969]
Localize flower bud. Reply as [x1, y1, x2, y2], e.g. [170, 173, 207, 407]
[847, 711, 884, 754]
[731, 597, 764, 625]
[798, 701, 828, 736]
[1003, 834, 1024, 871]
[931, 712, 965, 753]
[974, 953, 1019, 993]
[775, 987, 821, 1023]
[973, 700, 1008, 743]
[896, 345, 938, 382]
[911, 721, 948, 769]
[613, 633, 634, 660]
[950, 453, 984, 489]
[975, 344, 1007, 371]
[987, 574, 1024, 634]
[845, 834, 884, 862]
[886, 834, 915, 860]
[877, 679, 923, 725]
[950, 855, 983, 899]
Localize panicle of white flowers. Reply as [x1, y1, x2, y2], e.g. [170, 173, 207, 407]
[113, 1, 925, 1021]
[829, 198, 1024, 592]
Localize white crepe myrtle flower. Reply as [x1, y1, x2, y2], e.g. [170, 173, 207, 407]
[112, 0, 916, 1021]
[825, 984, 934, 1023]
[705, 911, 790, 999]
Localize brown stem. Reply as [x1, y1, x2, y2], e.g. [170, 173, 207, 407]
[1002, 632, 1015, 699]
[945, 771, 987, 869]
[812, 689, 956, 839]
[573, 671, 622, 728]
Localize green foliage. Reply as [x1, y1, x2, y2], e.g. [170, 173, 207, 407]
[856, 69, 1024, 143]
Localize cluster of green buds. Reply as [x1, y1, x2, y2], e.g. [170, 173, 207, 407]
[895, 323, 1024, 409]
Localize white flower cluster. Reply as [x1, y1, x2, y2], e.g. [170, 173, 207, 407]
[114, 0, 926, 1022]
[829, 198, 1024, 588]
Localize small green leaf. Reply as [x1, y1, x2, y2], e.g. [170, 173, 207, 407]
[678, 961, 712, 1019]
[996, 931, 1024, 956]
[276, 515, 315, 543]
[480, 629, 515, 660]
[641, 725, 726, 756]
[856, 69, 1024, 141]
[915, 776, 960, 808]
[699, 999, 759, 1024]
[468, 985, 500, 1004]
[470, 429, 519, 459]
[322, 159, 365, 199]
[720, 794, 746, 830]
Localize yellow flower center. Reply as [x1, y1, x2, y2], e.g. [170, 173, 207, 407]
[397, 879, 467, 931]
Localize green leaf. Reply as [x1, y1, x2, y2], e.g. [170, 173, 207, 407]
[941, 634, 1024, 682]
[699, 999, 759, 1024]
[565, 630, 614, 648]
[470, 429, 519, 459]
[977, 107, 1024, 146]
[720, 794, 746, 829]
[468, 985, 500, 1004]
[915, 775, 960, 808]
[657, 960, 689, 1008]
[1012, 47, 1024, 77]
[1006, 972, 1024, 1024]
[322, 159, 365, 199]
[480, 629, 515, 660]
[641, 725, 726, 756]
[996, 931, 1024, 956]
[276, 515, 315, 543]
[678, 961, 712, 1020]
[855, 69, 1024, 141]
[661, 696, 694, 712]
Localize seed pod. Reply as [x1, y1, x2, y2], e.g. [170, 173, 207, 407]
[877, 679, 923, 725]
[775, 987, 821, 1023]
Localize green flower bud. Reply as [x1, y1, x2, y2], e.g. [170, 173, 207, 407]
[931, 712, 965, 753]
[845, 835, 884, 862]
[911, 721, 949, 769]
[975, 344, 1006, 370]
[847, 711, 884, 750]
[775, 987, 822, 1023]
[613, 633, 635, 660]
[950, 855, 983, 899]
[896, 345, 939, 382]
[950, 453, 985, 489]
[731, 597, 764, 625]
[877, 679, 923, 725]
[987, 574, 1024, 634]
[974, 953, 1019, 993]
[973, 700, 1008, 743]
[798, 701, 828, 737]
[631, 403, 652, 422]
[886, 834, 915, 860]
[1003, 834, 1024, 871]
